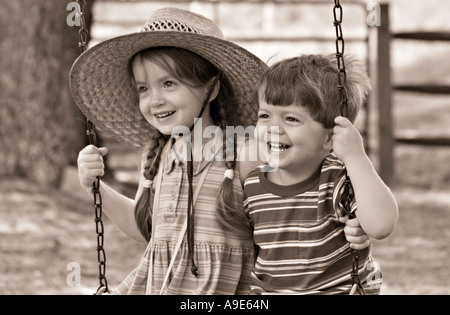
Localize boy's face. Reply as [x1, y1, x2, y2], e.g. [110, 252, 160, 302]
[256, 97, 331, 173]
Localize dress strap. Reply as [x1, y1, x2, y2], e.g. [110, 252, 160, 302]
[146, 164, 163, 294]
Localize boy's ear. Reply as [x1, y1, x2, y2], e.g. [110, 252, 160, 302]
[323, 130, 334, 152]
[208, 78, 220, 102]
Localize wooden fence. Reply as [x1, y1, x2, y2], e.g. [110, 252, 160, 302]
[88, 0, 449, 186]
[376, 3, 450, 184]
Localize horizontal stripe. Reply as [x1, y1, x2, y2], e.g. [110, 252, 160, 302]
[244, 153, 381, 294]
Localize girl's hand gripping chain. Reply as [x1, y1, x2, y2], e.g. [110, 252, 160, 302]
[77, 145, 109, 189]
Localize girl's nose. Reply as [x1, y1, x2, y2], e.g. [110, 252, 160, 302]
[150, 89, 165, 108]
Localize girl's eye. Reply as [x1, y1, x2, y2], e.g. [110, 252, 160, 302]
[258, 113, 269, 119]
[137, 86, 148, 94]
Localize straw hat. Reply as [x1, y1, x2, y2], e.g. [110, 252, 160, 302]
[70, 7, 267, 148]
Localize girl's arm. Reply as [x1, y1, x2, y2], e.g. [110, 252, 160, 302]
[332, 117, 399, 240]
[77, 145, 147, 243]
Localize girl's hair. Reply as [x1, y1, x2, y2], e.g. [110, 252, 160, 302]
[132, 47, 251, 242]
[255, 54, 371, 128]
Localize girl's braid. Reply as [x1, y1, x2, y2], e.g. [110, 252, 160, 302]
[135, 133, 169, 242]
[215, 104, 252, 237]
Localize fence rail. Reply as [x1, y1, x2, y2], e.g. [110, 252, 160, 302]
[393, 32, 450, 42]
[394, 85, 450, 95]
[374, 4, 450, 184]
[93, 1, 450, 186]
[395, 136, 450, 147]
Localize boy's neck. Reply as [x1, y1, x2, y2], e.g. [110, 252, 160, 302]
[267, 155, 327, 186]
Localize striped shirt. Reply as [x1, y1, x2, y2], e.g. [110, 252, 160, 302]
[244, 153, 382, 295]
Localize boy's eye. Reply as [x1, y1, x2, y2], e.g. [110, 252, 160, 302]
[163, 81, 175, 88]
[286, 117, 299, 122]
[137, 86, 148, 94]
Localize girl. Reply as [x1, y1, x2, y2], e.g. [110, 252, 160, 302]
[72, 8, 369, 295]
[73, 7, 267, 295]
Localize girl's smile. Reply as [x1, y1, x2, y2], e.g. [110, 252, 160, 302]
[154, 110, 176, 119]
[132, 55, 214, 136]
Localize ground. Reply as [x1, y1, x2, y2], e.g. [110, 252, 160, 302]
[1, 168, 449, 295]
[2, 0, 450, 296]
[0, 175, 146, 295]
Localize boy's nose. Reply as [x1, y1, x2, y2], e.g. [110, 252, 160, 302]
[268, 122, 284, 135]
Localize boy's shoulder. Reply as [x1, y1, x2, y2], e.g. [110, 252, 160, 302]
[319, 153, 347, 186]
[322, 152, 345, 169]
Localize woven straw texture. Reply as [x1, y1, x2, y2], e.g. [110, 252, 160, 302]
[69, 8, 267, 148]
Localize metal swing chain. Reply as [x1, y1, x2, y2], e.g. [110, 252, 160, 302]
[333, 0, 365, 295]
[77, 0, 89, 53]
[76, 0, 109, 295]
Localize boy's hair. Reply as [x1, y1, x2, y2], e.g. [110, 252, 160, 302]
[132, 47, 251, 241]
[255, 54, 371, 128]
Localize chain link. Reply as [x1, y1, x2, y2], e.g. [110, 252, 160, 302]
[77, 1, 109, 295]
[333, 0, 365, 295]
[333, 0, 348, 115]
[92, 176, 109, 294]
[76, 0, 89, 53]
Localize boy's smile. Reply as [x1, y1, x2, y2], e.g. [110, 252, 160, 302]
[256, 100, 332, 184]
[268, 142, 290, 152]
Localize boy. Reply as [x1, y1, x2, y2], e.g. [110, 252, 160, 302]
[242, 55, 398, 294]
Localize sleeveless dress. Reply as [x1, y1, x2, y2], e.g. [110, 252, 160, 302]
[113, 138, 255, 295]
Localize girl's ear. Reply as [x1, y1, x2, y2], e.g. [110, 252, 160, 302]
[207, 77, 221, 102]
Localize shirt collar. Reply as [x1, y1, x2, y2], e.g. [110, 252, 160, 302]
[162, 127, 224, 175]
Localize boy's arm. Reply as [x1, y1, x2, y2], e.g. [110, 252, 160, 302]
[333, 117, 399, 240]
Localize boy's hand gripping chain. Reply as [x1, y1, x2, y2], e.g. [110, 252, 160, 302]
[333, 0, 365, 295]
[77, 0, 109, 295]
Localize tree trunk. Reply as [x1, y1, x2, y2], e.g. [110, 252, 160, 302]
[0, 0, 95, 187]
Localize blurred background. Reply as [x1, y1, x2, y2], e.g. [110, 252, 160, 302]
[1, 0, 449, 295]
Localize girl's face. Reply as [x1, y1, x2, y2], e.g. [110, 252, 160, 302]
[256, 98, 331, 173]
[132, 56, 213, 136]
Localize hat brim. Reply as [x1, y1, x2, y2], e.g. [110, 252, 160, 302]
[69, 31, 267, 148]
